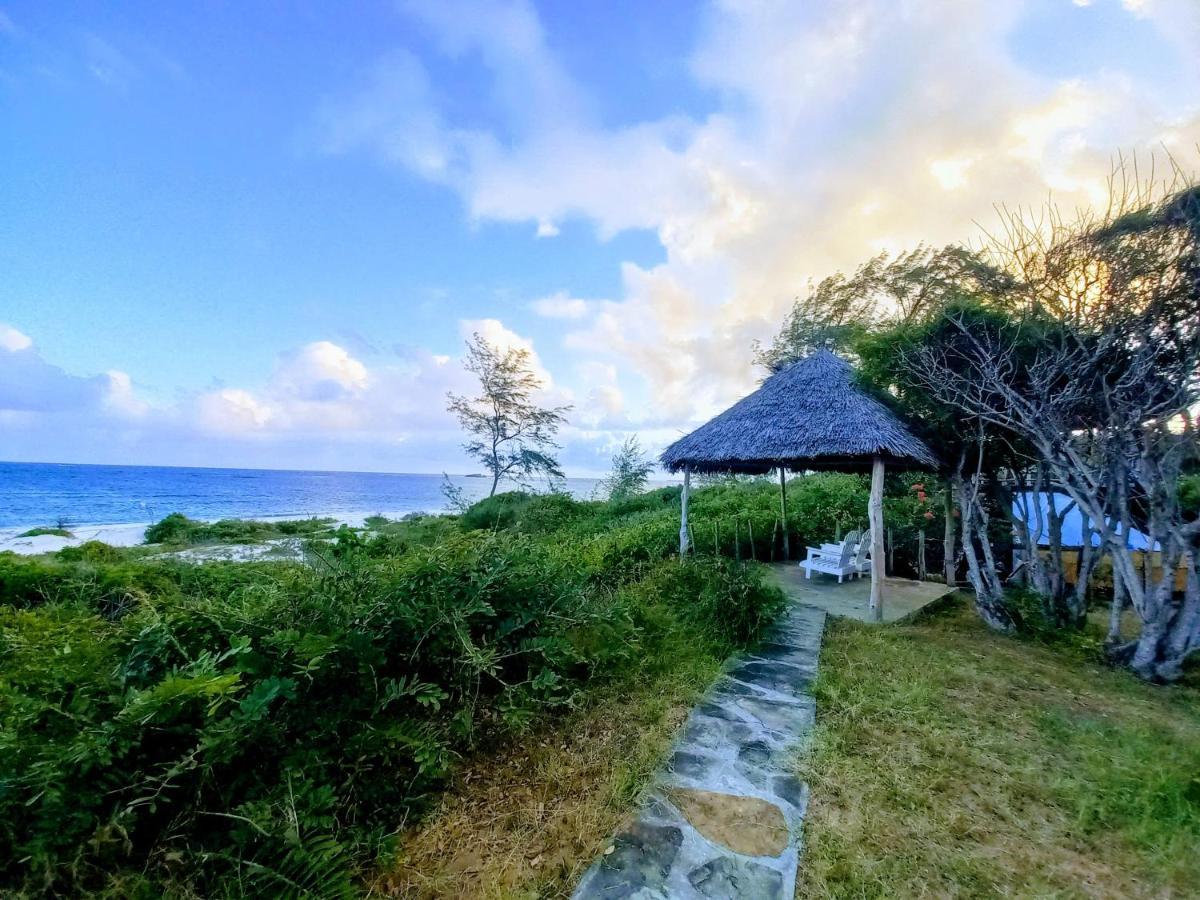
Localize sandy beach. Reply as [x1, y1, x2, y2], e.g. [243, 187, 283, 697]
[0, 522, 151, 555]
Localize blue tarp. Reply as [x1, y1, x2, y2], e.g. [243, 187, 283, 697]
[1012, 491, 1158, 551]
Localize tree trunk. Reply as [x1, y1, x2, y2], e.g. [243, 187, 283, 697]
[1069, 530, 1098, 627]
[869, 456, 886, 622]
[957, 470, 1017, 633]
[678, 470, 691, 556]
[1107, 558, 1126, 645]
[943, 486, 956, 585]
[1158, 550, 1200, 681]
[779, 468, 790, 561]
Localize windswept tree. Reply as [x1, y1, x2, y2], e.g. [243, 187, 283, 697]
[754, 245, 1011, 372]
[600, 436, 655, 501]
[897, 170, 1200, 680]
[447, 333, 571, 497]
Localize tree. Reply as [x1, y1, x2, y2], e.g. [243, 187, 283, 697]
[754, 245, 1012, 372]
[446, 333, 571, 498]
[898, 173, 1200, 680]
[600, 436, 655, 501]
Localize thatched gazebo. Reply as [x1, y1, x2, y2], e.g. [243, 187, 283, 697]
[660, 349, 936, 621]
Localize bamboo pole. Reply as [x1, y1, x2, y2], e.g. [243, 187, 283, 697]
[869, 456, 886, 622]
[679, 470, 691, 556]
[943, 486, 956, 585]
[734, 520, 741, 560]
[779, 468, 790, 561]
[748, 520, 756, 561]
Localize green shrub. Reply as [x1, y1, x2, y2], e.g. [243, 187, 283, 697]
[459, 491, 535, 530]
[145, 513, 336, 546]
[143, 511, 198, 544]
[56, 540, 124, 564]
[0, 517, 783, 895]
[16, 526, 73, 538]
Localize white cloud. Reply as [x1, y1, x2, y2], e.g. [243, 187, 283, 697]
[529, 291, 590, 320]
[273, 340, 370, 401]
[317, 50, 455, 179]
[197, 387, 274, 434]
[102, 370, 150, 418]
[318, 0, 1200, 435]
[11, 1, 1200, 475]
[0, 324, 32, 352]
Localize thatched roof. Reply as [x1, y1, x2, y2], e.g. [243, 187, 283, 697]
[660, 349, 937, 474]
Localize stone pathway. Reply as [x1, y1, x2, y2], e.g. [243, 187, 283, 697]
[573, 603, 826, 899]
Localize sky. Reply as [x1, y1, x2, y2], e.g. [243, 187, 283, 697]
[2, 0, 1198, 476]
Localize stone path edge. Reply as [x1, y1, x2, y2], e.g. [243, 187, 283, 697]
[572, 603, 826, 900]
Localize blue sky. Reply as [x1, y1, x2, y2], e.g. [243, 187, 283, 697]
[2, 0, 1198, 475]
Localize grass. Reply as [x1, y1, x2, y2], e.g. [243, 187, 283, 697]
[16, 527, 73, 538]
[796, 596, 1200, 898]
[375, 642, 726, 899]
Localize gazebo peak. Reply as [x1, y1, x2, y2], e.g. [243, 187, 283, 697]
[659, 348, 936, 474]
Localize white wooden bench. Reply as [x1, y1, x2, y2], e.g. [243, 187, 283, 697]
[800, 532, 863, 583]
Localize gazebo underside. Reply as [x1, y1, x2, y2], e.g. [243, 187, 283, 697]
[675, 453, 924, 475]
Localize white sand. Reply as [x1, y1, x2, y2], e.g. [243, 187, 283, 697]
[0, 522, 150, 555]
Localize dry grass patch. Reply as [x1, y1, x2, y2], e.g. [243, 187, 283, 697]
[373, 656, 722, 899]
[796, 597, 1200, 899]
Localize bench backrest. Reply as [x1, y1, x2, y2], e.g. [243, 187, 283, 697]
[836, 535, 856, 567]
[854, 532, 870, 568]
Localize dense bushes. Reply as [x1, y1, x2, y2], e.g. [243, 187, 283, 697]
[144, 513, 336, 546]
[0, 493, 783, 896]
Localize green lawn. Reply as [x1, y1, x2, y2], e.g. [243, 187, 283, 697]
[796, 597, 1200, 898]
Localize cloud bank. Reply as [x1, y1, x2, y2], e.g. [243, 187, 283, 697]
[6, 0, 1200, 474]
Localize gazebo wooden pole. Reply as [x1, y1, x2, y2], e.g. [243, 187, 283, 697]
[869, 455, 886, 621]
[943, 486, 956, 585]
[779, 468, 790, 561]
[679, 470, 691, 556]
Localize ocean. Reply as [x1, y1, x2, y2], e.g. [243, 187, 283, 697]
[0, 462, 604, 529]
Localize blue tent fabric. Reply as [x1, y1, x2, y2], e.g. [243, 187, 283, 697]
[1013, 491, 1157, 551]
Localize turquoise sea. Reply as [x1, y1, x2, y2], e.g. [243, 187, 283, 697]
[0, 462, 604, 528]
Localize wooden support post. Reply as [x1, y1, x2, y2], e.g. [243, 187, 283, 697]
[869, 456, 886, 622]
[679, 470, 691, 556]
[943, 486, 956, 585]
[779, 468, 790, 561]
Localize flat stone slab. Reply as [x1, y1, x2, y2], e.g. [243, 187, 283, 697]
[665, 788, 789, 857]
[573, 603, 826, 899]
[765, 565, 955, 623]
